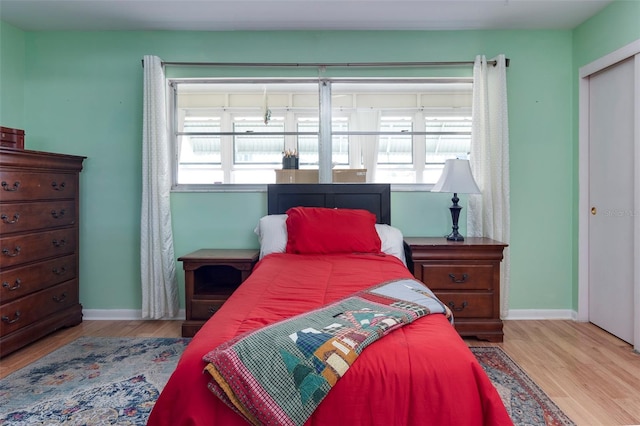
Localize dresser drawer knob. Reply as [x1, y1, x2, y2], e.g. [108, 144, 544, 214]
[1, 181, 20, 192]
[50, 209, 66, 219]
[448, 273, 468, 284]
[2, 278, 22, 291]
[2, 246, 21, 257]
[52, 239, 66, 248]
[447, 301, 468, 312]
[1, 311, 21, 324]
[51, 181, 66, 191]
[1, 213, 20, 224]
[52, 266, 68, 275]
[52, 292, 68, 303]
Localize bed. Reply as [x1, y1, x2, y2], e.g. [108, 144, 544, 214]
[148, 183, 512, 426]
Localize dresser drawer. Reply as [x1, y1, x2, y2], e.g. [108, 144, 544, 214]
[0, 255, 77, 303]
[435, 292, 494, 318]
[0, 171, 77, 201]
[0, 279, 79, 335]
[191, 298, 226, 320]
[0, 229, 76, 268]
[419, 264, 494, 290]
[0, 200, 76, 234]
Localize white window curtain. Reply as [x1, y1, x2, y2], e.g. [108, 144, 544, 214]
[468, 54, 511, 318]
[141, 55, 179, 319]
[351, 110, 381, 182]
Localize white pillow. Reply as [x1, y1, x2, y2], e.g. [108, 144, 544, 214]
[254, 214, 288, 259]
[375, 223, 407, 266]
[254, 214, 407, 266]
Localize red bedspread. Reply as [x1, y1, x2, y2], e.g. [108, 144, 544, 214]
[148, 253, 513, 426]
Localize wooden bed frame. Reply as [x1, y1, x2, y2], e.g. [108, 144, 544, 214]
[267, 183, 391, 225]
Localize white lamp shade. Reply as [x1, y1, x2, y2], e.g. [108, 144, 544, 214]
[431, 159, 481, 194]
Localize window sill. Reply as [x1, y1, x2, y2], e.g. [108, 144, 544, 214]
[170, 183, 435, 193]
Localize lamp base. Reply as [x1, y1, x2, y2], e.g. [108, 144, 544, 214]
[445, 231, 465, 241]
[445, 193, 465, 242]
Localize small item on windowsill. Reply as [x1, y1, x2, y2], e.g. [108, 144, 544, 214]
[263, 87, 271, 125]
[0, 126, 25, 150]
[282, 149, 299, 169]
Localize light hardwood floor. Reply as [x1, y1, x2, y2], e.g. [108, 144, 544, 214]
[1, 319, 638, 425]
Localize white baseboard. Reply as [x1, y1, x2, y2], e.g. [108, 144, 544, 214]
[82, 309, 185, 321]
[505, 309, 577, 320]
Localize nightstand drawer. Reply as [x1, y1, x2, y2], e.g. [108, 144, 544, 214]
[191, 299, 226, 320]
[435, 292, 494, 318]
[420, 264, 494, 290]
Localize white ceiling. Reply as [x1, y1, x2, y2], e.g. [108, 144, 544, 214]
[0, 0, 613, 32]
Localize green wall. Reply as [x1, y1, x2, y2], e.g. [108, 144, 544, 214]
[574, 0, 640, 64]
[1, 6, 635, 314]
[0, 20, 25, 128]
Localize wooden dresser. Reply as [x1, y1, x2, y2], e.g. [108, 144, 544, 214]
[405, 237, 507, 342]
[0, 148, 85, 357]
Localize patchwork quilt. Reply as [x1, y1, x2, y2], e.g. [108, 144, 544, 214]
[203, 278, 453, 426]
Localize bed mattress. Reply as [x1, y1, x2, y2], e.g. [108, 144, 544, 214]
[148, 253, 512, 426]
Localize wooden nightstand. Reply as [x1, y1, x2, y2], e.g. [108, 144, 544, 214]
[404, 237, 507, 342]
[178, 249, 259, 337]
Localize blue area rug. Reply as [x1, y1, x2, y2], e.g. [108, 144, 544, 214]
[0, 337, 190, 425]
[0, 337, 573, 425]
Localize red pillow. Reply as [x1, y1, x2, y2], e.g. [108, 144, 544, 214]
[285, 207, 382, 254]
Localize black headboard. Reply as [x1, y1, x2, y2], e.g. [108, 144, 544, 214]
[267, 184, 391, 225]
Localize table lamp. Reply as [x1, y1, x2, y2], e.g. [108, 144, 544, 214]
[431, 158, 481, 241]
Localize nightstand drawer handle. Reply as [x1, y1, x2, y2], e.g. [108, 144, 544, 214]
[208, 306, 220, 315]
[448, 273, 468, 284]
[2, 311, 21, 324]
[448, 301, 468, 312]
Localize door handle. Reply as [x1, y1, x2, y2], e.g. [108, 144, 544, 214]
[591, 207, 597, 215]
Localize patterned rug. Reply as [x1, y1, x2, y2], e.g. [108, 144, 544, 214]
[0, 337, 190, 425]
[471, 347, 575, 426]
[0, 338, 574, 425]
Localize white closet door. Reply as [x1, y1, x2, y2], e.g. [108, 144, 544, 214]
[588, 57, 635, 344]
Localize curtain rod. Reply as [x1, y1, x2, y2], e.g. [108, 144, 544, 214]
[142, 59, 510, 68]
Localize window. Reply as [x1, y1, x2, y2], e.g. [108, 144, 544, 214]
[424, 115, 473, 184]
[178, 116, 222, 184]
[297, 117, 349, 166]
[172, 79, 471, 189]
[378, 117, 413, 165]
